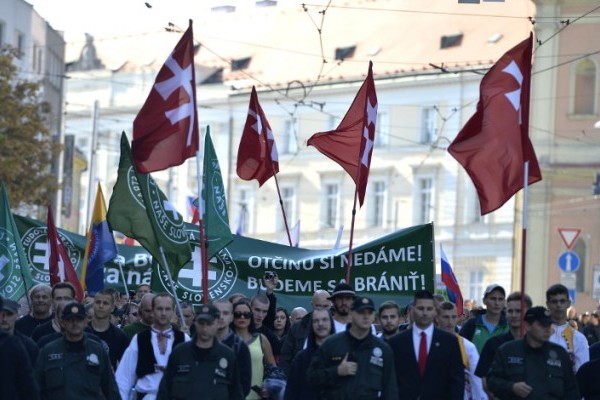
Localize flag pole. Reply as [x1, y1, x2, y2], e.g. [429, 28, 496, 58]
[271, 172, 293, 246]
[115, 258, 130, 303]
[158, 246, 186, 332]
[197, 127, 209, 304]
[520, 161, 529, 337]
[345, 187, 359, 283]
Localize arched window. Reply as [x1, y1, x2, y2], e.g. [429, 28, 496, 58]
[573, 59, 597, 115]
[573, 238, 586, 293]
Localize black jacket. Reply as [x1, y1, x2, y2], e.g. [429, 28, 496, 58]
[279, 312, 312, 376]
[157, 339, 243, 400]
[0, 332, 40, 400]
[307, 328, 398, 400]
[487, 337, 580, 400]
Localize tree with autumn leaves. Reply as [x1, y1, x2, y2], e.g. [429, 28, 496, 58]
[0, 47, 60, 210]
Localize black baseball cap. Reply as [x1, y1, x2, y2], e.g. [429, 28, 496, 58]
[2, 298, 20, 314]
[61, 302, 87, 320]
[524, 306, 553, 325]
[351, 296, 375, 312]
[195, 304, 220, 322]
[328, 282, 356, 299]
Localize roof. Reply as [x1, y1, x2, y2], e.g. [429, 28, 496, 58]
[67, 0, 536, 90]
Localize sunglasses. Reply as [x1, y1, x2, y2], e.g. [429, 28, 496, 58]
[234, 311, 252, 319]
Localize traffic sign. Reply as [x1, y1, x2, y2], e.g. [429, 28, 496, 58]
[558, 228, 581, 250]
[557, 251, 580, 273]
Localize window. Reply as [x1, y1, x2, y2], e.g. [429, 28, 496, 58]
[369, 181, 387, 227]
[416, 177, 434, 224]
[468, 270, 484, 300]
[421, 107, 438, 143]
[329, 115, 341, 130]
[335, 45, 356, 61]
[374, 111, 389, 148]
[465, 183, 487, 224]
[573, 59, 596, 115]
[279, 187, 296, 230]
[0, 21, 5, 47]
[235, 188, 253, 234]
[323, 183, 340, 228]
[281, 119, 298, 154]
[440, 33, 463, 49]
[16, 32, 25, 58]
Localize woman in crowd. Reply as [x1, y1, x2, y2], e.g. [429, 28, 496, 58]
[231, 300, 276, 400]
[273, 307, 291, 341]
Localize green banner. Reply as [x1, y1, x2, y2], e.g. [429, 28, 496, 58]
[14, 214, 434, 310]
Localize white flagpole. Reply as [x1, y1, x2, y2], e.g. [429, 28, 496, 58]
[519, 160, 529, 337]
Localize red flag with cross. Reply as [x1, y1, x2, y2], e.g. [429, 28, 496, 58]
[132, 20, 199, 173]
[236, 86, 279, 187]
[307, 61, 378, 206]
[448, 34, 541, 215]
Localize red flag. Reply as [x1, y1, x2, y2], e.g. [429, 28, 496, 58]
[47, 205, 84, 301]
[448, 34, 541, 215]
[307, 61, 377, 206]
[132, 20, 199, 173]
[237, 86, 279, 186]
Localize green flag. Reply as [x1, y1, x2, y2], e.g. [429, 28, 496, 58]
[0, 181, 33, 300]
[107, 132, 191, 277]
[201, 127, 233, 259]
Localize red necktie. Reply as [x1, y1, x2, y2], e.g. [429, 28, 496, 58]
[418, 331, 427, 377]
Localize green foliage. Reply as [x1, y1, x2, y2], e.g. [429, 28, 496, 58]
[0, 47, 60, 207]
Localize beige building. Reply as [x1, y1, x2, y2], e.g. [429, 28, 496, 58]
[527, 0, 600, 311]
[62, 0, 536, 300]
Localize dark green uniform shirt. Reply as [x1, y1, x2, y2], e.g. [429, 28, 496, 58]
[157, 339, 244, 400]
[487, 336, 580, 400]
[35, 334, 119, 400]
[306, 327, 398, 400]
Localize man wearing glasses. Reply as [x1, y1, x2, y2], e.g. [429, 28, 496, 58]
[546, 284, 589, 372]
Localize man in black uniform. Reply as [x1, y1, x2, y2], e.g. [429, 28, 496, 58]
[487, 306, 580, 400]
[157, 303, 243, 400]
[15, 283, 53, 337]
[35, 302, 119, 399]
[307, 296, 398, 399]
[0, 298, 39, 365]
[88, 288, 128, 369]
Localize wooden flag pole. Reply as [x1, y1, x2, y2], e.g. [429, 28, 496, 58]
[520, 161, 529, 337]
[115, 258, 130, 303]
[345, 187, 359, 283]
[158, 246, 187, 332]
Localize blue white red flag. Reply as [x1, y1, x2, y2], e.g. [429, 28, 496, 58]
[440, 244, 464, 316]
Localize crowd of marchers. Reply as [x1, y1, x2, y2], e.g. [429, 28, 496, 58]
[1, 274, 599, 400]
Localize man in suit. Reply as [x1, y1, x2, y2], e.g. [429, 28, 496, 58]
[388, 290, 464, 400]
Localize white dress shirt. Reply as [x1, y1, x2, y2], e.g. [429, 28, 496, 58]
[412, 323, 434, 362]
[115, 329, 190, 400]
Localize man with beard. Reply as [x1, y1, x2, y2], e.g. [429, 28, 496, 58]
[15, 284, 53, 337]
[214, 298, 252, 397]
[88, 289, 129, 369]
[378, 301, 401, 340]
[279, 289, 331, 375]
[328, 282, 356, 333]
[307, 296, 398, 399]
[487, 307, 579, 400]
[35, 302, 119, 399]
[116, 293, 190, 399]
[285, 308, 335, 400]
